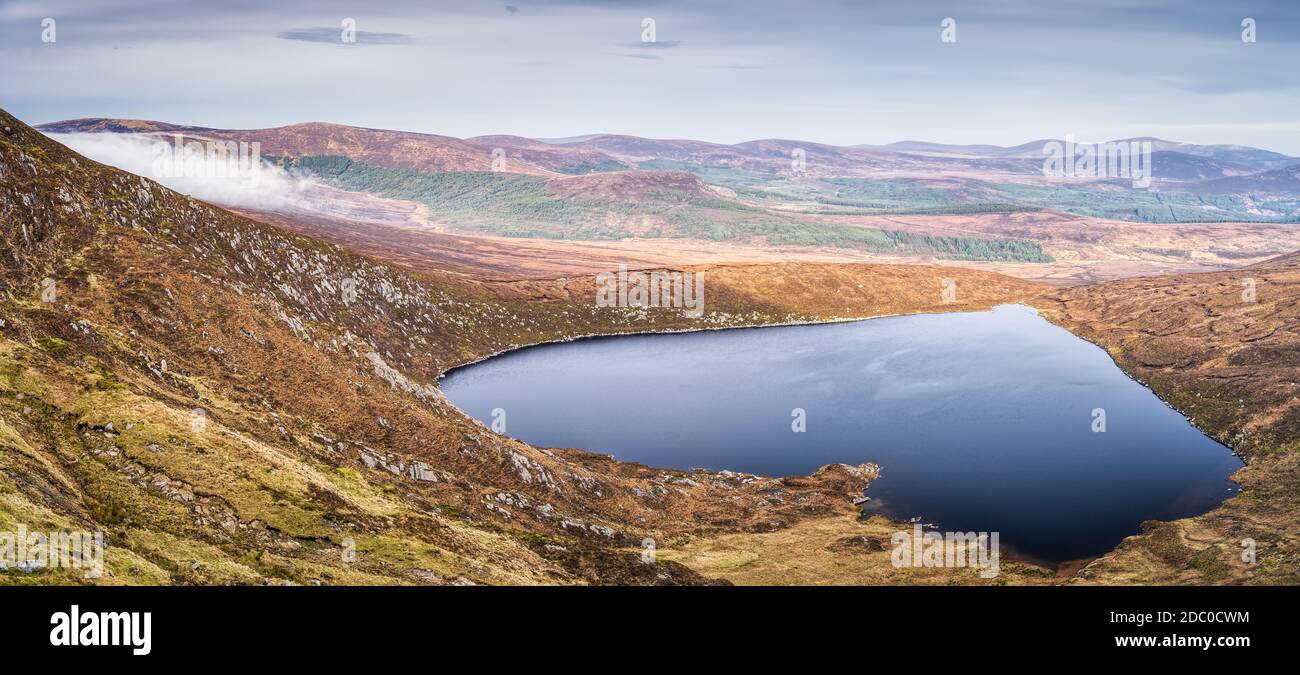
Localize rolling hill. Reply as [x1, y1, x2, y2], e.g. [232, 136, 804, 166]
[40, 118, 1300, 226]
[2, 107, 1055, 585]
[1042, 250, 1300, 584]
[7, 106, 1298, 586]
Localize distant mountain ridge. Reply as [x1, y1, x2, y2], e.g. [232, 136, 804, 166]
[37, 117, 1300, 222]
[2, 105, 1061, 586]
[8, 104, 1300, 587]
[40, 117, 1298, 175]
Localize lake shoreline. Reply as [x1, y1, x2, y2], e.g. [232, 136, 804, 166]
[437, 306, 993, 381]
[440, 303, 1243, 571]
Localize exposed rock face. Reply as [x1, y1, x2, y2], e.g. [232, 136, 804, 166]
[14, 105, 1285, 586]
[0, 107, 1046, 586]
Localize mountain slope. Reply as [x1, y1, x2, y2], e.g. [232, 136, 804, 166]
[1042, 251, 1300, 584]
[2, 108, 1050, 585]
[1189, 163, 1300, 195]
[40, 118, 565, 176]
[10, 107, 1296, 585]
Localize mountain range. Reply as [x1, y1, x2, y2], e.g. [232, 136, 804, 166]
[34, 117, 1300, 292]
[4, 107, 1298, 585]
[40, 118, 1300, 190]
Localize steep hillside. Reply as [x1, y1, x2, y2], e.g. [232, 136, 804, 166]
[1, 108, 1049, 585]
[1042, 252, 1300, 584]
[20, 105, 1293, 586]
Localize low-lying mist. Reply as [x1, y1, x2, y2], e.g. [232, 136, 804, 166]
[46, 132, 317, 211]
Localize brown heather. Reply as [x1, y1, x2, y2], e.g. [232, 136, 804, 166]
[2, 108, 1295, 585]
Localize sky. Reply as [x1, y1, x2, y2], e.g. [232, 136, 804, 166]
[3, 0, 1300, 153]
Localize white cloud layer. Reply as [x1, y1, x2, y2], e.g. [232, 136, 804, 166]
[47, 132, 317, 211]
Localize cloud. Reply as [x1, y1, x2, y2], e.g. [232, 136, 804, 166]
[47, 132, 318, 211]
[624, 53, 661, 60]
[7, 0, 1300, 153]
[277, 27, 414, 45]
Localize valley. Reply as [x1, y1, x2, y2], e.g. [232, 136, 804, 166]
[2, 107, 1296, 586]
[42, 118, 1300, 288]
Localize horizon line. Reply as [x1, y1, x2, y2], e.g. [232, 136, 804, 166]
[33, 115, 1298, 157]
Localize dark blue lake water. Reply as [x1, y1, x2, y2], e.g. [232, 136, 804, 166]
[440, 304, 1243, 563]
